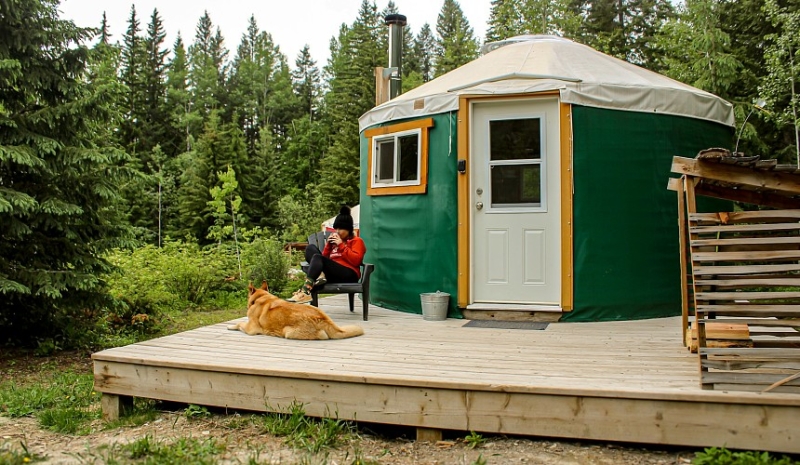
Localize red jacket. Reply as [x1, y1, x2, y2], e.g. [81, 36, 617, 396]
[323, 236, 366, 278]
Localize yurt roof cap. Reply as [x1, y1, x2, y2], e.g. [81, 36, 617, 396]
[359, 35, 734, 131]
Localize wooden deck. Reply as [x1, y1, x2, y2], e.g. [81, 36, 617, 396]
[92, 296, 800, 454]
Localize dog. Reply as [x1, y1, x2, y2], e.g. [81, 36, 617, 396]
[227, 281, 364, 340]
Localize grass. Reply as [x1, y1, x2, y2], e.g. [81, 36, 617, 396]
[258, 401, 358, 454]
[0, 441, 42, 464]
[82, 435, 227, 465]
[0, 370, 101, 435]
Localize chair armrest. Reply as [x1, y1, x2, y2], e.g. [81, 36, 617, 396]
[360, 263, 375, 284]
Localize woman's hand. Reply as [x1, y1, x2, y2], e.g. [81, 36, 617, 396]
[328, 233, 342, 246]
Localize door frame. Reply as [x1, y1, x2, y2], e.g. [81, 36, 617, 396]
[456, 93, 574, 310]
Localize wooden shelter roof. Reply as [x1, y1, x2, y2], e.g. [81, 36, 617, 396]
[668, 148, 800, 208]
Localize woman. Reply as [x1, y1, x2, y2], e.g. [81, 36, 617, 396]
[288, 206, 366, 304]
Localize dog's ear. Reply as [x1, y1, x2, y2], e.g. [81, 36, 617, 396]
[248, 282, 256, 295]
[260, 280, 269, 291]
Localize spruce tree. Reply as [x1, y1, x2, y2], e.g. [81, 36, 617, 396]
[761, 0, 800, 165]
[141, 9, 170, 159]
[320, 0, 384, 208]
[0, 0, 129, 345]
[414, 24, 437, 83]
[293, 45, 322, 120]
[165, 34, 197, 154]
[486, 0, 523, 42]
[435, 0, 480, 76]
[119, 5, 146, 156]
[575, 0, 673, 66]
[656, 0, 741, 98]
[188, 12, 222, 125]
[99, 11, 112, 45]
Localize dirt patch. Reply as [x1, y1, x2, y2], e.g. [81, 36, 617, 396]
[0, 350, 92, 384]
[1, 411, 697, 464]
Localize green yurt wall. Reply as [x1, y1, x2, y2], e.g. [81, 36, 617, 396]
[562, 106, 733, 322]
[359, 112, 461, 317]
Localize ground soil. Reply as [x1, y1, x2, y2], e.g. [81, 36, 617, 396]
[0, 351, 699, 464]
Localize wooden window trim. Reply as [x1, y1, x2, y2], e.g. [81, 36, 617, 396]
[365, 118, 434, 196]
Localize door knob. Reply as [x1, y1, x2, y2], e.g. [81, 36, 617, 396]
[476, 202, 483, 210]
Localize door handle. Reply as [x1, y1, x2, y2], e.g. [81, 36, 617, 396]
[476, 202, 483, 210]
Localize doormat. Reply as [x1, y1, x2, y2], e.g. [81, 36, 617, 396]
[462, 321, 549, 330]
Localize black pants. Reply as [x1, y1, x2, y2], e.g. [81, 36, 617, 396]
[304, 244, 358, 286]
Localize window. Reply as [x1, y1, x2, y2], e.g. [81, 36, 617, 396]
[488, 117, 544, 209]
[364, 118, 434, 196]
[374, 130, 420, 185]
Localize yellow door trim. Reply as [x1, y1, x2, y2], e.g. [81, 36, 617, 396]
[456, 93, 574, 310]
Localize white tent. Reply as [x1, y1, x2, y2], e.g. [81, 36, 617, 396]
[321, 205, 360, 232]
[359, 35, 734, 131]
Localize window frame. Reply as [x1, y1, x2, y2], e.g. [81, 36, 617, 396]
[364, 118, 434, 196]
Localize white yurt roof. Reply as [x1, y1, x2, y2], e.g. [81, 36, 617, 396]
[359, 35, 734, 131]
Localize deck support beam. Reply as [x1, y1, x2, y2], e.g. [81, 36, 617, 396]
[416, 427, 443, 442]
[101, 393, 134, 421]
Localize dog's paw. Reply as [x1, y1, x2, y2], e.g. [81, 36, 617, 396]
[226, 324, 239, 331]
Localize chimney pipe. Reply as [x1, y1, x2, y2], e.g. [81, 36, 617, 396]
[385, 14, 407, 100]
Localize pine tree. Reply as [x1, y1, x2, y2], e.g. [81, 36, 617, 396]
[119, 5, 146, 156]
[293, 45, 321, 120]
[188, 12, 222, 124]
[435, 0, 480, 76]
[175, 113, 222, 242]
[99, 11, 112, 45]
[656, 0, 741, 98]
[141, 9, 170, 160]
[0, 0, 130, 344]
[320, 0, 384, 208]
[761, 0, 800, 165]
[575, 0, 673, 66]
[486, 0, 523, 42]
[165, 34, 198, 154]
[404, 19, 435, 92]
[414, 23, 437, 83]
[227, 15, 276, 153]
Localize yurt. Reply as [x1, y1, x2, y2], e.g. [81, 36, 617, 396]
[358, 35, 734, 321]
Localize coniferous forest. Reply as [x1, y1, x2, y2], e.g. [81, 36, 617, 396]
[1, 0, 799, 349]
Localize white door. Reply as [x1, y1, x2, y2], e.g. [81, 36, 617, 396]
[471, 98, 561, 305]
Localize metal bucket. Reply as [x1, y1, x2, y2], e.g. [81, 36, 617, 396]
[420, 291, 449, 321]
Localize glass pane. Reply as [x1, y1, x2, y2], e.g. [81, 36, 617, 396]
[489, 118, 541, 161]
[377, 139, 394, 182]
[490, 164, 541, 206]
[398, 134, 419, 182]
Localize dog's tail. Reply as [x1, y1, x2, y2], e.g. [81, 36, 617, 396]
[326, 323, 364, 339]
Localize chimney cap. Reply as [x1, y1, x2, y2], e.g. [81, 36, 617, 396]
[385, 14, 407, 26]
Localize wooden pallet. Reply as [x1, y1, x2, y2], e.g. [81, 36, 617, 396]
[688, 209, 800, 392]
[684, 321, 751, 353]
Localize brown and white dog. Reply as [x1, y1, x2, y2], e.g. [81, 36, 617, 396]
[227, 281, 364, 340]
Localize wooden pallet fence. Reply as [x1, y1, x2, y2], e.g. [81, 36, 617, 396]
[689, 209, 800, 393]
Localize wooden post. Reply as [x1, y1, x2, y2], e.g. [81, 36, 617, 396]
[101, 393, 134, 421]
[683, 175, 710, 388]
[677, 176, 689, 346]
[416, 427, 443, 442]
[374, 67, 390, 106]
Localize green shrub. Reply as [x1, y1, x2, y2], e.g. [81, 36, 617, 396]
[241, 238, 291, 294]
[274, 191, 330, 243]
[105, 240, 239, 311]
[694, 447, 797, 465]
